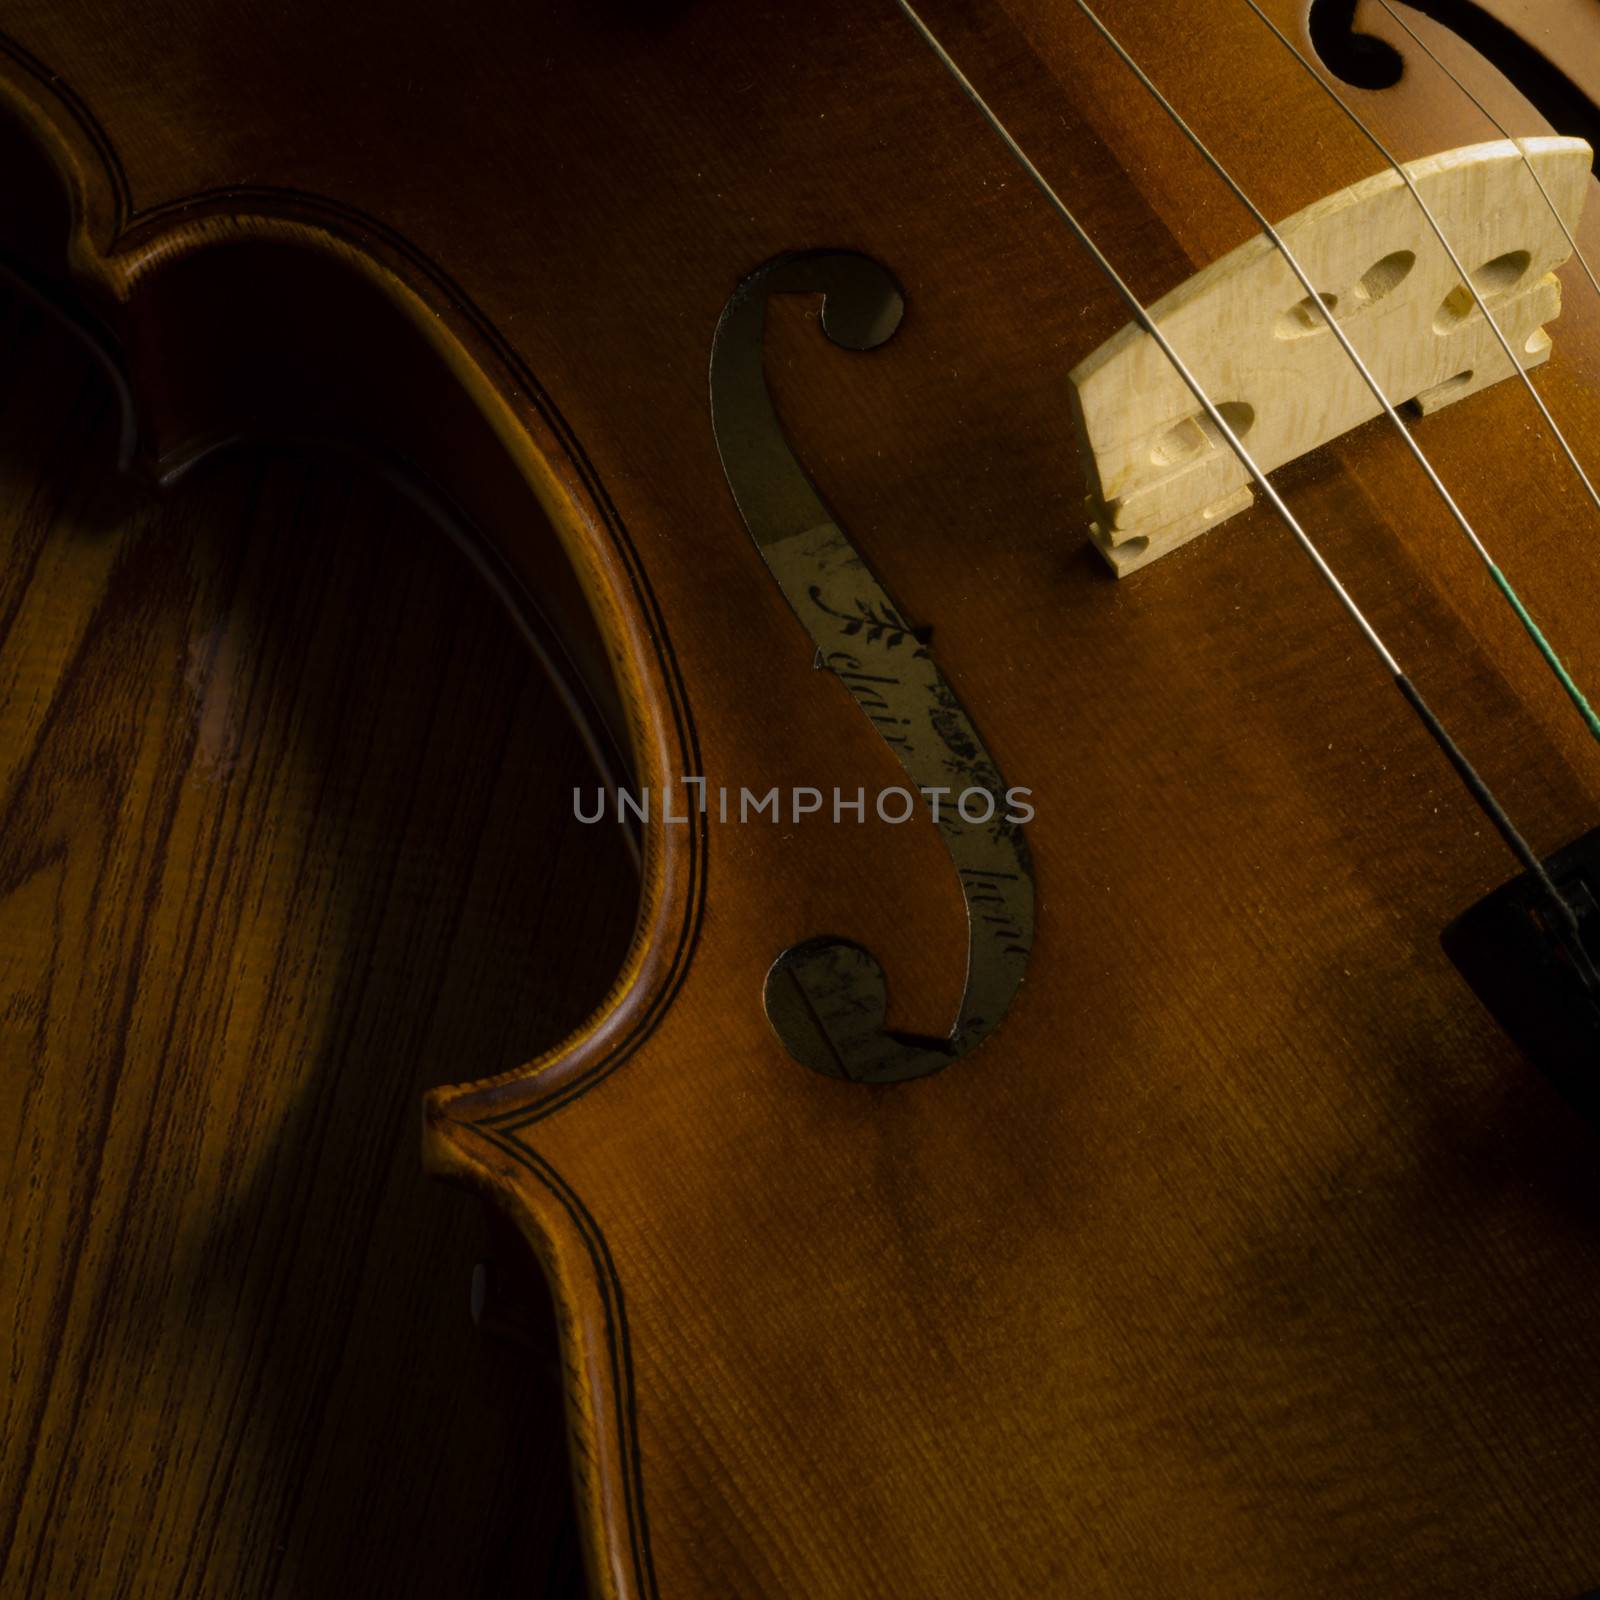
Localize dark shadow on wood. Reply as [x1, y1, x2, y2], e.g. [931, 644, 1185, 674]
[0, 288, 635, 1597]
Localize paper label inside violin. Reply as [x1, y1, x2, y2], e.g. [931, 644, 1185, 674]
[1070, 137, 1592, 574]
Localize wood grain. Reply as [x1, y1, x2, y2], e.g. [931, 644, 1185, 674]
[0, 290, 631, 1597]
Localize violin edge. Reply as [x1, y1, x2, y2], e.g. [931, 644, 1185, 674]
[0, 59, 691, 1600]
[0, 38, 702, 1125]
[422, 1110, 650, 1600]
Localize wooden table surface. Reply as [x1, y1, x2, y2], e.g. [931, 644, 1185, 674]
[0, 288, 632, 1597]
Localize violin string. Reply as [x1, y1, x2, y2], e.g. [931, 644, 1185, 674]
[1372, 0, 1600, 302]
[1241, 0, 1600, 526]
[887, 0, 1598, 986]
[1070, 0, 1600, 744]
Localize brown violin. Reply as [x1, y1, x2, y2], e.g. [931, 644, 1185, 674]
[3, 0, 1600, 1594]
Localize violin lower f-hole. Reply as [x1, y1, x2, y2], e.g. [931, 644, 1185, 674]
[709, 253, 1034, 1085]
[1070, 137, 1592, 575]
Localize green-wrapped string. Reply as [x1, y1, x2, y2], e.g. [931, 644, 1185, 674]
[1489, 564, 1600, 745]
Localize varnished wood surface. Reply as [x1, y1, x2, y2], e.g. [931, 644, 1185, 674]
[0, 292, 631, 1597]
[3, 2, 1600, 1596]
[1415, 0, 1600, 123]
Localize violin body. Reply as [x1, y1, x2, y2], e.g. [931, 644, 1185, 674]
[3, 2, 1599, 1594]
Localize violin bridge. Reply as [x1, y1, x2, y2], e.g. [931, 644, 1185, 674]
[1068, 137, 1593, 576]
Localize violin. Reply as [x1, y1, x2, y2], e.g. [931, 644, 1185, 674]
[3, 0, 1599, 1593]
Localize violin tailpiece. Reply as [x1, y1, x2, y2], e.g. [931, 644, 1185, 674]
[1068, 137, 1593, 576]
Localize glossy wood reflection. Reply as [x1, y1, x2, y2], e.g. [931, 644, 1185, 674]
[0, 294, 631, 1598]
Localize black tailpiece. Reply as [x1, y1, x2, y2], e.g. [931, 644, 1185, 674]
[1443, 827, 1600, 1121]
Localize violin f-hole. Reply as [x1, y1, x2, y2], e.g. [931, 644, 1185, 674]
[1309, 0, 1600, 154]
[709, 252, 1034, 1084]
[1309, 0, 1405, 89]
